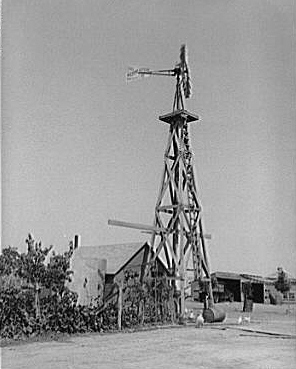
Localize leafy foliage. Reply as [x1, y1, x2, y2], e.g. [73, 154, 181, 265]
[44, 245, 74, 295]
[0, 276, 35, 339]
[121, 269, 175, 327]
[275, 267, 290, 294]
[0, 246, 22, 276]
[0, 235, 108, 339]
[18, 234, 52, 284]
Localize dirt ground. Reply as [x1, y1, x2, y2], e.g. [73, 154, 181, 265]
[1, 302, 296, 369]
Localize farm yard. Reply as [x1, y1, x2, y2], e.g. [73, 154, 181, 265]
[2, 302, 296, 369]
[2, 2, 295, 369]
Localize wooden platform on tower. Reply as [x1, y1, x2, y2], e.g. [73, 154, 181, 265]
[159, 110, 199, 124]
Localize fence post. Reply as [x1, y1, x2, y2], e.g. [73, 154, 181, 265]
[118, 281, 123, 330]
[35, 282, 41, 319]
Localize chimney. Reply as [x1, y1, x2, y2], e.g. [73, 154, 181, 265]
[73, 234, 81, 249]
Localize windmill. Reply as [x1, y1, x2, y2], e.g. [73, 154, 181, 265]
[126, 44, 191, 108]
[109, 45, 214, 317]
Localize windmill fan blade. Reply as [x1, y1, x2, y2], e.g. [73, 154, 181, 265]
[180, 44, 188, 65]
[184, 75, 192, 98]
[180, 44, 192, 98]
[182, 66, 192, 99]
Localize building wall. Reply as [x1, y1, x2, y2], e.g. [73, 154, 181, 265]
[217, 278, 242, 302]
[264, 283, 272, 304]
[283, 281, 296, 303]
[114, 247, 146, 285]
[68, 253, 107, 305]
[250, 282, 265, 303]
[103, 247, 146, 302]
[104, 248, 169, 302]
[104, 273, 116, 300]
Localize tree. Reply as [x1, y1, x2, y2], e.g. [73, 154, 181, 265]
[18, 234, 53, 318]
[44, 241, 74, 297]
[275, 267, 290, 295]
[0, 246, 22, 276]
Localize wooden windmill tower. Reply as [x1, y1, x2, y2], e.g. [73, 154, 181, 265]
[110, 45, 214, 316]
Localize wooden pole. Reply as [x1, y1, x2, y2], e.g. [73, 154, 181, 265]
[117, 281, 123, 331]
[35, 282, 41, 319]
[179, 222, 185, 321]
[108, 219, 211, 239]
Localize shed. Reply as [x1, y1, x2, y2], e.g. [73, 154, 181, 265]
[211, 271, 249, 302]
[240, 274, 267, 304]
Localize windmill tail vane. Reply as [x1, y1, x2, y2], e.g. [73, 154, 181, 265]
[126, 67, 175, 82]
[126, 44, 192, 99]
[126, 67, 151, 82]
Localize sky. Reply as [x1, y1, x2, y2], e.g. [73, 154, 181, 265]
[1, 0, 295, 276]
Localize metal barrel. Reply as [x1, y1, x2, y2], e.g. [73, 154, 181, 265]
[203, 307, 226, 323]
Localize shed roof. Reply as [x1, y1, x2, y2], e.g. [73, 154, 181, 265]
[240, 274, 267, 284]
[212, 271, 251, 282]
[212, 271, 244, 281]
[73, 242, 145, 274]
[213, 271, 271, 284]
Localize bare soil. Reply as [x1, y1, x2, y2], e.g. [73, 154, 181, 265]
[1, 302, 296, 369]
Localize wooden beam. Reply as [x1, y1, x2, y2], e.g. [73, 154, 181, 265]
[142, 229, 212, 240]
[108, 219, 166, 233]
[108, 219, 212, 240]
[117, 281, 123, 331]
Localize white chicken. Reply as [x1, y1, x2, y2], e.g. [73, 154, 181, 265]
[189, 309, 195, 320]
[195, 312, 204, 328]
[243, 316, 251, 324]
[237, 316, 243, 325]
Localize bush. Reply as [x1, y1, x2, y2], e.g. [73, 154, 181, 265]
[0, 281, 34, 339]
[0, 236, 107, 339]
[120, 270, 175, 327]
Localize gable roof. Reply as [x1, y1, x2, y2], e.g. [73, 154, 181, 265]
[73, 242, 145, 274]
[114, 242, 149, 275]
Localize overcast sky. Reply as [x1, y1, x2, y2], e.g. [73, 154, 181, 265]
[2, 0, 295, 276]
